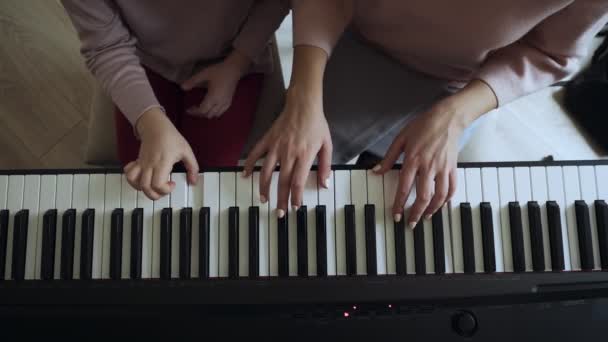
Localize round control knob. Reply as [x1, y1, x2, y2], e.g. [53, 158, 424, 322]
[452, 311, 478, 337]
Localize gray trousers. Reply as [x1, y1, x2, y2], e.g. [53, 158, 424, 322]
[324, 31, 453, 163]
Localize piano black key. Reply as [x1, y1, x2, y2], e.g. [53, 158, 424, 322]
[316, 205, 327, 277]
[297, 206, 308, 277]
[480, 202, 496, 273]
[79, 209, 95, 280]
[179, 208, 192, 280]
[61, 209, 76, 280]
[131, 208, 144, 280]
[278, 212, 289, 277]
[509, 202, 525, 273]
[527, 201, 545, 272]
[249, 207, 259, 278]
[0, 210, 9, 280]
[364, 204, 377, 276]
[595, 200, 608, 270]
[460, 203, 475, 274]
[345, 204, 357, 276]
[12, 210, 29, 281]
[431, 210, 445, 275]
[110, 209, 124, 280]
[575, 200, 594, 271]
[546, 201, 565, 271]
[414, 220, 425, 275]
[228, 207, 239, 279]
[394, 219, 406, 276]
[160, 208, 172, 280]
[199, 207, 210, 279]
[40, 209, 57, 280]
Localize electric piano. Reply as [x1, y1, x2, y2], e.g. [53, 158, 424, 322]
[1, 160, 608, 340]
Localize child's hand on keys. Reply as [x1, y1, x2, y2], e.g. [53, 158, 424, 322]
[124, 108, 200, 200]
[181, 49, 252, 118]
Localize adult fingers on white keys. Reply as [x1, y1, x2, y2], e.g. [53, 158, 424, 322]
[181, 147, 200, 185]
[243, 135, 269, 177]
[290, 154, 316, 210]
[393, 161, 417, 223]
[409, 170, 434, 228]
[317, 140, 333, 189]
[258, 152, 278, 204]
[277, 157, 296, 217]
[425, 171, 449, 219]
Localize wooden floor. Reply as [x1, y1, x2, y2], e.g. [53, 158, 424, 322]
[0, 0, 95, 170]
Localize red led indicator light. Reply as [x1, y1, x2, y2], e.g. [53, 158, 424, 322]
[353, 305, 357, 310]
[344, 312, 350, 318]
[388, 304, 393, 308]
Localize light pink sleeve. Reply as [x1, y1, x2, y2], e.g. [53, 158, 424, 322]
[62, 0, 162, 126]
[233, 0, 290, 63]
[291, 0, 353, 57]
[476, 0, 608, 107]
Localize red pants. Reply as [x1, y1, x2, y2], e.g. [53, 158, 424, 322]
[115, 67, 263, 167]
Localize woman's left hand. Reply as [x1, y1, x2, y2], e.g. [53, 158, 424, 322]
[372, 80, 498, 229]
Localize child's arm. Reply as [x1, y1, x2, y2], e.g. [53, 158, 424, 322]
[61, 0, 160, 126]
[182, 0, 290, 117]
[62, 0, 199, 198]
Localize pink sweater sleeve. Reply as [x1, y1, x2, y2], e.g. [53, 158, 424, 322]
[233, 0, 291, 63]
[62, 0, 162, 126]
[476, 0, 608, 107]
[291, 0, 353, 57]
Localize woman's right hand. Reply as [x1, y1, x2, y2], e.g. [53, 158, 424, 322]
[124, 108, 200, 200]
[243, 89, 333, 217]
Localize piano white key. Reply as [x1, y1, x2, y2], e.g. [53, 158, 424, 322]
[367, 170, 386, 275]
[404, 186, 416, 275]
[334, 170, 351, 276]
[54, 175, 73, 280]
[304, 171, 318, 277]
[4, 176, 25, 280]
[288, 188, 298, 277]
[597, 166, 608, 200]
[530, 167, 552, 271]
[546, 167, 572, 271]
[188, 173, 204, 278]
[137, 188, 154, 278]
[88, 174, 105, 279]
[219, 172, 236, 277]
[23, 175, 40, 280]
[465, 168, 484, 273]
[269, 172, 279, 276]
[203, 173, 220, 277]
[102, 174, 121, 279]
[319, 171, 336, 276]
[481, 167, 504, 272]
[253, 172, 270, 277]
[120, 175, 137, 279]
[72, 174, 90, 280]
[151, 187, 170, 278]
[236, 173, 252, 277]
[514, 167, 534, 272]
[171, 173, 188, 279]
[383, 170, 398, 275]
[498, 168, 515, 272]
[450, 169, 466, 274]
[441, 205, 453, 273]
[351, 170, 367, 275]
[579, 166, 601, 270]
[423, 215, 434, 274]
[563, 166, 581, 271]
[0, 175, 8, 209]
[36, 175, 57, 279]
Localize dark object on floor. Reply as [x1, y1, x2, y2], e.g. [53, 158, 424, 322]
[564, 36, 608, 152]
